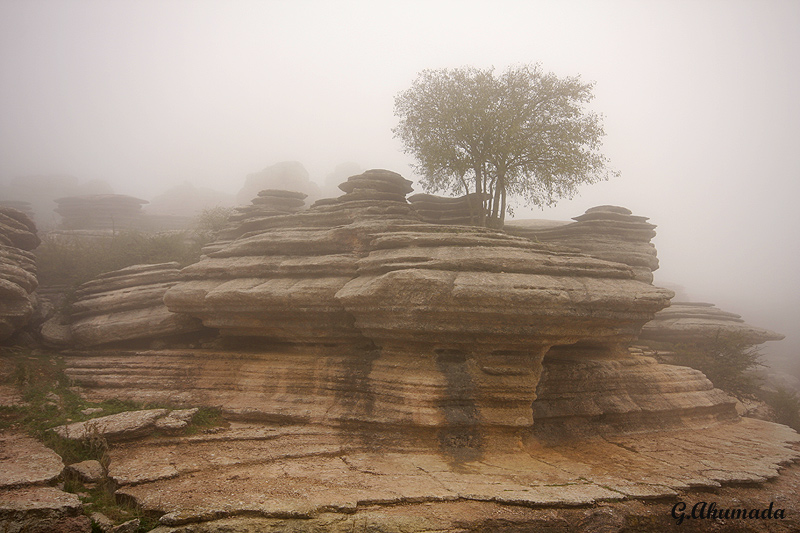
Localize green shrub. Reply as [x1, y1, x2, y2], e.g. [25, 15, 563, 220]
[762, 387, 800, 431]
[667, 334, 764, 397]
[36, 230, 201, 288]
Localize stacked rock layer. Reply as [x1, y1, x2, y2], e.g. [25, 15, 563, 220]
[639, 301, 785, 346]
[506, 205, 660, 283]
[203, 189, 308, 255]
[69, 262, 204, 347]
[408, 192, 490, 225]
[152, 169, 740, 446]
[54, 194, 147, 230]
[0, 207, 40, 341]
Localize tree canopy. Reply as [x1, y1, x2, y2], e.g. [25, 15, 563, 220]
[393, 64, 617, 226]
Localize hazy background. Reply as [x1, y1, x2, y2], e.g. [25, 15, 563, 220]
[1, 0, 798, 377]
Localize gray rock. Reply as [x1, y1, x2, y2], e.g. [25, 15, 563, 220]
[111, 518, 140, 533]
[53, 409, 170, 442]
[67, 263, 203, 347]
[66, 460, 104, 483]
[90, 512, 114, 532]
[0, 431, 64, 488]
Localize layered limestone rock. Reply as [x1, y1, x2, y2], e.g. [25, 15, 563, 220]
[203, 189, 309, 255]
[0, 207, 40, 342]
[506, 205, 660, 283]
[639, 301, 785, 346]
[54, 194, 147, 230]
[69, 262, 204, 347]
[531, 350, 738, 440]
[408, 192, 489, 225]
[157, 170, 680, 443]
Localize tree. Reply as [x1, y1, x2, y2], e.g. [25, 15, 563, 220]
[393, 64, 617, 226]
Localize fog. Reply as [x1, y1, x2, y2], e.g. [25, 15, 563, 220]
[1, 1, 798, 376]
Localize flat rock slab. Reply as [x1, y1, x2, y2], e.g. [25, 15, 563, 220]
[0, 486, 90, 533]
[0, 431, 64, 488]
[52, 408, 197, 442]
[110, 418, 800, 527]
[65, 460, 104, 483]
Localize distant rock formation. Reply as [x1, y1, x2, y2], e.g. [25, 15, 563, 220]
[321, 161, 363, 198]
[0, 207, 40, 342]
[143, 182, 236, 230]
[68, 262, 203, 347]
[235, 161, 320, 206]
[639, 301, 785, 346]
[506, 205, 660, 283]
[54, 194, 148, 231]
[2, 175, 113, 229]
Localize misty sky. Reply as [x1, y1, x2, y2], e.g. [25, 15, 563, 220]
[1, 1, 798, 371]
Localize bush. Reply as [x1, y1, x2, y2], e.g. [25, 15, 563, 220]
[668, 334, 764, 397]
[36, 230, 201, 288]
[762, 387, 800, 431]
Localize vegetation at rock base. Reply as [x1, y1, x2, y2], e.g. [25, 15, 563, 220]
[35, 206, 234, 289]
[0, 346, 225, 531]
[394, 64, 617, 227]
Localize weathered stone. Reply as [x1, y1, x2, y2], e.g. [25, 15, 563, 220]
[90, 512, 114, 532]
[0, 208, 39, 341]
[111, 518, 140, 533]
[531, 352, 738, 440]
[0, 431, 64, 488]
[506, 205, 660, 283]
[68, 262, 203, 347]
[639, 301, 785, 346]
[66, 460, 105, 483]
[0, 486, 90, 533]
[408, 192, 490, 225]
[52, 409, 170, 441]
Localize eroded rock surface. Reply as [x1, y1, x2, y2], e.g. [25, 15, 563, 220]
[97, 417, 799, 530]
[640, 301, 785, 346]
[68, 262, 203, 347]
[506, 205, 660, 283]
[0, 430, 91, 533]
[407, 192, 489, 225]
[52, 408, 197, 442]
[0, 207, 40, 341]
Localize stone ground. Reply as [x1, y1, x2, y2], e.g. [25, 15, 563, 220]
[2, 416, 800, 532]
[108, 417, 799, 531]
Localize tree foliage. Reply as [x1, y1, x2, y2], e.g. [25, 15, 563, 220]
[393, 64, 617, 226]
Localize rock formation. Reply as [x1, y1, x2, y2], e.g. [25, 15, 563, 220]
[506, 205, 660, 283]
[68, 262, 204, 347]
[235, 161, 320, 206]
[0, 207, 40, 342]
[408, 192, 489, 225]
[203, 189, 308, 254]
[6, 169, 794, 531]
[639, 301, 785, 346]
[143, 182, 236, 230]
[54, 194, 148, 230]
[62, 169, 740, 449]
